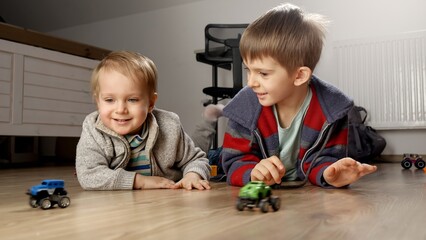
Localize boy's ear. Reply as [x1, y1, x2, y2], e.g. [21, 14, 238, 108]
[149, 92, 158, 112]
[293, 66, 312, 86]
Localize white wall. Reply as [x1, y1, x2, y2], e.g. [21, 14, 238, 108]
[51, 0, 426, 155]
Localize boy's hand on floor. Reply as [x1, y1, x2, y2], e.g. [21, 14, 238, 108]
[251, 156, 285, 186]
[323, 157, 377, 187]
[174, 172, 211, 190]
[133, 174, 176, 190]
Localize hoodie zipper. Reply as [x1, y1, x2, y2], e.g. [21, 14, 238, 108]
[299, 123, 332, 177]
[253, 129, 268, 159]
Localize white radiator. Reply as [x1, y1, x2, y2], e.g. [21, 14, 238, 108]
[334, 31, 426, 129]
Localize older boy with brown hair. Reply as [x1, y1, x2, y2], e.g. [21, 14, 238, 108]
[222, 3, 377, 187]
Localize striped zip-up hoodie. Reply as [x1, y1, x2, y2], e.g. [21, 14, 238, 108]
[222, 76, 353, 187]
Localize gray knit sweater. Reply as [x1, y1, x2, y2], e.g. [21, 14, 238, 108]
[75, 109, 211, 190]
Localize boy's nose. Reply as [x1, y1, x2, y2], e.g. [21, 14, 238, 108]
[247, 74, 258, 88]
[115, 102, 128, 114]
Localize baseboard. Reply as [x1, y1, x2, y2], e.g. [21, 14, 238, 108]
[377, 155, 404, 163]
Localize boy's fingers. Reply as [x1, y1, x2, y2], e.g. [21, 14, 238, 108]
[253, 158, 285, 184]
[360, 164, 377, 175]
[251, 168, 267, 181]
[252, 168, 275, 184]
[194, 180, 210, 190]
[173, 179, 211, 190]
[155, 178, 176, 189]
[269, 168, 282, 184]
[267, 157, 285, 183]
[269, 156, 285, 171]
[256, 163, 273, 181]
[173, 181, 182, 189]
[323, 165, 337, 182]
[191, 182, 203, 190]
[200, 180, 211, 190]
[184, 182, 194, 190]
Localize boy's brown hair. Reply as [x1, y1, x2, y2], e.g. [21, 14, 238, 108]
[91, 51, 158, 99]
[240, 3, 328, 73]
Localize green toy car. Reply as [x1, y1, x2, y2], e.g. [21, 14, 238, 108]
[236, 181, 281, 213]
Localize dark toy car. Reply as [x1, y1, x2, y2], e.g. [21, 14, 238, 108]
[236, 181, 280, 213]
[27, 179, 71, 210]
[401, 153, 425, 169]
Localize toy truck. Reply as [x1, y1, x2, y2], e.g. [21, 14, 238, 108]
[26, 179, 71, 210]
[236, 181, 281, 213]
[401, 153, 425, 170]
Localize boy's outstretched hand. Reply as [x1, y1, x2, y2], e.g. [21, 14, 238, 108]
[174, 172, 211, 190]
[323, 157, 377, 187]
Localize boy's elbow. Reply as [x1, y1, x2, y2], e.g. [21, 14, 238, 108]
[76, 171, 101, 190]
[77, 177, 95, 190]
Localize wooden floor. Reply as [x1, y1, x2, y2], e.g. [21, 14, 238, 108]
[0, 163, 425, 240]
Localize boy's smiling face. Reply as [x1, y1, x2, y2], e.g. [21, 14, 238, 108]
[244, 56, 299, 107]
[96, 69, 156, 136]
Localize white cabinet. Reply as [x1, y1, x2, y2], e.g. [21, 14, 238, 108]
[0, 39, 98, 137]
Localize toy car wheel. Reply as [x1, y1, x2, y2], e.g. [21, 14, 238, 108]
[270, 196, 281, 211]
[259, 199, 269, 213]
[40, 198, 52, 210]
[58, 196, 71, 208]
[401, 159, 412, 169]
[236, 197, 245, 211]
[29, 197, 38, 208]
[415, 159, 425, 169]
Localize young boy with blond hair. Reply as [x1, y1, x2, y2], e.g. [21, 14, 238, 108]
[222, 3, 377, 187]
[76, 51, 211, 190]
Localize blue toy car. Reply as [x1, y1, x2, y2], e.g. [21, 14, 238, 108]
[26, 179, 70, 210]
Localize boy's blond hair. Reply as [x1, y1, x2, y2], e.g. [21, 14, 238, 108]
[240, 3, 328, 73]
[91, 51, 158, 99]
